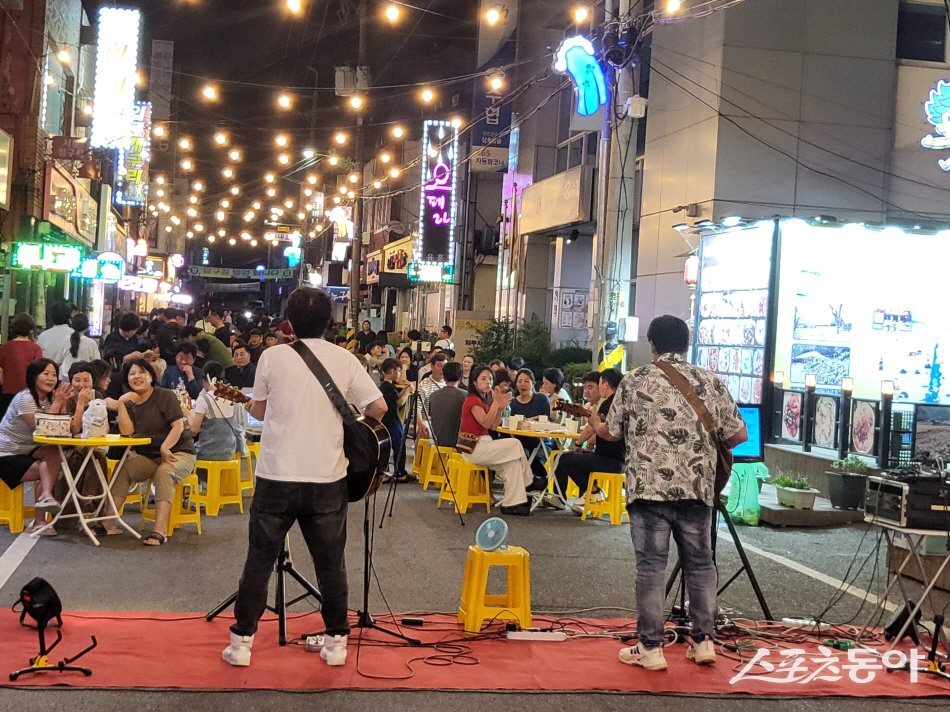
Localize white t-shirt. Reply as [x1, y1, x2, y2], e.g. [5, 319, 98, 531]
[37, 324, 73, 363]
[252, 339, 382, 483]
[59, 335, 101, 377]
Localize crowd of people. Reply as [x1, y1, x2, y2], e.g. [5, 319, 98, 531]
[0, 296, 749, 673]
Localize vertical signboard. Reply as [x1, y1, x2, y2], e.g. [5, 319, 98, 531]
[115, 101, 151, 205]
[149, 40, 174, 121]
[409, 120, 458, 284]
[472, 0, 517, 172]
[91, 7, 142, 149]
[0, 129, 11, 210]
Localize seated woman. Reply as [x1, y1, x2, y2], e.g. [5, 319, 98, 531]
[0, 358, 71, 533]
[509, 368, 553, 489]
[101, 359, 197, 545]
[188, 361, 247, 462]
[457, 365, 533, 516]
[539, 367, 572, 405]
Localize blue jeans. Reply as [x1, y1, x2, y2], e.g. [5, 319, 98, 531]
[629, 500, 716, 648]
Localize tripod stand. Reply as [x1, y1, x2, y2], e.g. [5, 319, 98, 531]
[206, 536, 323, 646]
[664, 499, 773, 630]
[9, 618, 97, 681]
[356, 492, 421, 645]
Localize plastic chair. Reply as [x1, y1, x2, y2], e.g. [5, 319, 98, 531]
[141, 474, 202, 536]
[0, 481, 32, 533]
[195, 459, 244, 516]
[438, 458, 492, 514]
[420, 446, 456, 490]
[458, 545, 532, 633]
[580, 472, 628, 525]
[412, 438, 432, 478]
[241, 440, 260, 495]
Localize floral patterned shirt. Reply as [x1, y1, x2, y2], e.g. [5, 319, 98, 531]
[605, 353, 745, 506]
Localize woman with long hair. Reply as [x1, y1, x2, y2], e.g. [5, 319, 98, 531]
[59, 314, 100, 377]
[456, 365, 533, 516]
[0, 358, 72, 533]
[510, 368, 553, 488]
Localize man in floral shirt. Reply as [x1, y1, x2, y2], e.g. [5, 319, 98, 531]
[587, 315, 746, 672]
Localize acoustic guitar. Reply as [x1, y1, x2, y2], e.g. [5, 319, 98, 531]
[212, 380, 390, 503]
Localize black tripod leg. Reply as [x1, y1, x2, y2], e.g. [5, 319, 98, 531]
[275, 551, 288, 645]
[206, 591, 239, 621]
[716, 500, 773, 620]
[283, 564, 324, 603]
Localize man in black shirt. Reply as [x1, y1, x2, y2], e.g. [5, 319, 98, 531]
[379, 358, 413, 480]
[225, 342, 257, 389]
[103, 312, 146, 365]
[428, 362, 466, 448]
[553, 368, 626, 513]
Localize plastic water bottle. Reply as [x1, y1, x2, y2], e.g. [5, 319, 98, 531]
[502, 405, 511, 429]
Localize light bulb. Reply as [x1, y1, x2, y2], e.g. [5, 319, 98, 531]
[573, 6, 590, 24]
[384, 3, 400, 23]
[193, 181, 204, 192]
[334, 132, 347, 145]
[391, 125, 405, 139]
[207, 235, 215, 243]
[153, 125, 167, 138]
[214, 131, 228, 145]
[379, 152, 391, 164]
[56, 48, 70, 64]
[266, 187, 277, 197]
[222, 167, 234, 179]
[302, 148, 315, 159]
[389, 167, 400, 179]
[488, 73, 505, 92]
[155, 175, 166, 185]
[180, 159, 193, 171]
[420, 87, 435, 104]
[252, 201, 262, 210]
[666, 0, 682, 12]
[264, 172, 276, 183]
[179, 137, 192, 150]
[339, 185, 347, 194]
[485, 7, 501, 26]
[230, 185, 241, 195]
[286, 0, 303, 15]
[275, 133, 289, 147]
[228, 149, 242, 161]
[373, 180, 382, 189]
[220, 199, 231, 208]
[82, 103, 93, 116]
[201, 84, 219, 101]
[347, 191, 355, 199]
[348, 173, 359, 184]
[328, 155, 339, 166]
[251, 239, 258, 247]
[278, 153, 291, 165]
[349, 95, 364, 110]
[189, 195, 199, 205]
[215, 210, 226, 222]
[307, 174, 318, 185]
[284, 199, 294, 208]
[277, 92, 294, 109]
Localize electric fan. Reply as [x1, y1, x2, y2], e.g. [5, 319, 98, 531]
[474, 517, 509, 551]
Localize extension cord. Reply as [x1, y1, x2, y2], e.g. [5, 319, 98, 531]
[781, 617, 819, 628]
[506, 630, 568, 642]
[305, 635, 325, 652]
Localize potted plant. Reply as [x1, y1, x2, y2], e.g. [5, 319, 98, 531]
[827, 456, 868, 510]
[769, 473, 820, 510]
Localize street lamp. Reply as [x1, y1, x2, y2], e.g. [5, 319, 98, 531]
[384, 3, 400, 23]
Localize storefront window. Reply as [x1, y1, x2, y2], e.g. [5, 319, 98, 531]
[897, 1, 947, 62]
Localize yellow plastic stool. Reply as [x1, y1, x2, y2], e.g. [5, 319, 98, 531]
[241, 440, 260, 495]
[438, 458, 491, 514]
[420, 446, 456, 490]
[458, 545, 532, 633]
[412, 438, 432, 478]
[195, 459, 244, 516]
[581, 472, 628, 525]
[109, 459, 144, 514]
[0, 481, 30, 533]
[141, 474, 202, 536]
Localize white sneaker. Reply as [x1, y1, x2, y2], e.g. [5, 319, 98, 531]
[320, 634, 348, 666]
[618, 642, 667, 671]
[568, 497, 585, 516]
[222, 632, 254, 667]
[686, 637, 717, 665]
[589, 490, 607, 504]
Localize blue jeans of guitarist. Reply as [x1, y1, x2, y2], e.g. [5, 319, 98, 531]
[231, 477, 350, 638]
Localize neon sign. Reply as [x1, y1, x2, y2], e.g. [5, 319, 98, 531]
[922, 79, 950, 172]
[409, 119, 458, 284]
[553, 36, 607, 117]
[91, 8, 141, 149]
[12, 243, 83, 272]
[115, 101, 151, 205]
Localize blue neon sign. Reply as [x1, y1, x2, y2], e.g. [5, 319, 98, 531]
[553, 36, 607, 117]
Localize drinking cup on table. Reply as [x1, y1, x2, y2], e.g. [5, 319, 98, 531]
[538, 415, 548, 423]
[509, 414, 524, 429]
[565, 417, 578, 434]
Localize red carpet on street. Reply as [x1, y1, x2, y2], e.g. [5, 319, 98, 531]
[0, 611, 947, 697]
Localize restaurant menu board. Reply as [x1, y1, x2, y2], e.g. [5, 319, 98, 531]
[773, 220, 950, 404]
[693, 221, 774, 404]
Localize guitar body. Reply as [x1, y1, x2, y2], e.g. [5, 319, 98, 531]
[343, 414, 391, 502]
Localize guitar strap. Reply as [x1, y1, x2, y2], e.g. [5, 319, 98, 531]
[289, 341, 358, 425]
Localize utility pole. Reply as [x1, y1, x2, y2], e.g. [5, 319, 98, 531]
[348, 0, 369, 338]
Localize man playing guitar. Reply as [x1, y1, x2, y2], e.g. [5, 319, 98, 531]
[222, 288, 387, 669]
